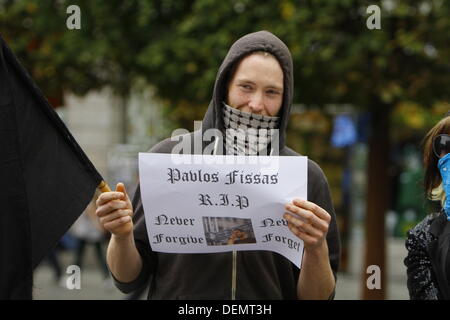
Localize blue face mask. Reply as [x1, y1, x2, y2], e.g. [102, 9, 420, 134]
[438, 153, 450, 221]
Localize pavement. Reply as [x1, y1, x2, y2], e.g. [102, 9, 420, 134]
[32, 236, 409, 300]
[335, 236, 409, 300]
[33, 245, 127, 300]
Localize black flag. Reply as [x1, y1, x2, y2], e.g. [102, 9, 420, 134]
[0, 35, 104, 299]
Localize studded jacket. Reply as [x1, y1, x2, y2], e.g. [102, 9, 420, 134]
[404, 211, 450, 299]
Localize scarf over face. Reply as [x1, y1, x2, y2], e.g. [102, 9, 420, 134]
[222, 102, 280, 155]
[438, 152, 450, 220]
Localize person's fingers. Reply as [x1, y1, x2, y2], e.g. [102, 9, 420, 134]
[96, 192, 125, 206]
[103, 215, 132, 231]
[287, 223, 318, 247]
[284, 213, 323, 239]
[116, 182, 125, 194]
[96, 200, 128, 217]
[285, 203, 329, 233]
[99, 209, 133, 225]
[116, 183, 131, 202]
[292, 199, 331, 223]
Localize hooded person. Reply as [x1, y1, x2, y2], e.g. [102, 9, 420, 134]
[96, 31, 341, 299]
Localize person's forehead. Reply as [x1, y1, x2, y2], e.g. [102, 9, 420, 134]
[231, 53, 284, 85]
[236, 52, 281, 70]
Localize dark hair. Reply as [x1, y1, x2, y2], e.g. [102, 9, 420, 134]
[423, 114, 450, 198]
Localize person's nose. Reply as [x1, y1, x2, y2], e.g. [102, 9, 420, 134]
[248, 92, 264, 114]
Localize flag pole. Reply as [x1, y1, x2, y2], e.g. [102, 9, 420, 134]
[98, 180, 112, 193]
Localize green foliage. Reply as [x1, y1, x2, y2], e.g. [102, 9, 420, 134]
[1, 0, 450, 123]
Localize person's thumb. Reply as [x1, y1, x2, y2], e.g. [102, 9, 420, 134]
[115, 182, 129, 201]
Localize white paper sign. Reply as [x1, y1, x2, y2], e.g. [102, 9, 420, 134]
[138, 153, 308, 268]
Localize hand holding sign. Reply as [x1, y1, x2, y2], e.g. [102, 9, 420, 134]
[95, 183, 134, 238]
[283, 199, 331, 251]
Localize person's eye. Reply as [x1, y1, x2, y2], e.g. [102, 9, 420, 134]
[267, 90, 280, 95]
[239, 84, 252, 91]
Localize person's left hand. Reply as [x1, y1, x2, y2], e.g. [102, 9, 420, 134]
[283, 198, 331, 252]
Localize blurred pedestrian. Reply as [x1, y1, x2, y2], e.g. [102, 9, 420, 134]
[42, 248, 63, 286]
[36, 232, 78, 288]
[71, 194, 110, 282]
[405, 113, 450, 299]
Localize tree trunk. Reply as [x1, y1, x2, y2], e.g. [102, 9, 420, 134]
[120, 95, 128, 144]
[362, 106, 391, 300]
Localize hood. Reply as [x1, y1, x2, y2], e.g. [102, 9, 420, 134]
[201, 30, 294, 151]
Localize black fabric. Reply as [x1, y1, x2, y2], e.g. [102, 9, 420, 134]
[429, 213, 450, 299]
[0, 35, 102, 299]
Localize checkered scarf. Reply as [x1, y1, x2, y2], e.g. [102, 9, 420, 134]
[222, 102, 280, 155]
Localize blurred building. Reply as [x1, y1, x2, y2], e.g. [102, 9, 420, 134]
[56, 86, 167, 194]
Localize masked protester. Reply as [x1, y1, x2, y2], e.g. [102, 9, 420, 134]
[95, 31, 341, 299]
[405, 113, 450, 299]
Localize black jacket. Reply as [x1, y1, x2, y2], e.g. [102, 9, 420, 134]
[113, 31, 341, 299]
[405, 211, 450, 299]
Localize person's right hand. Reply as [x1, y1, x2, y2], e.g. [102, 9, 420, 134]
[96, 182, 134, 238]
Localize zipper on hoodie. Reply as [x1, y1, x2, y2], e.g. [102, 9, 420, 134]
[232, 250, 237, 300]
[213, 139, 237, 300]
[214, 130, 275, 300]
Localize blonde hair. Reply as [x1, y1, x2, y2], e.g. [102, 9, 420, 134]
[254, 50, 273, 58]
[430, 183, 446, 206]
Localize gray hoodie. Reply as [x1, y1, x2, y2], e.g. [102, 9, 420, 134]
[114, 31, 341, 299]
